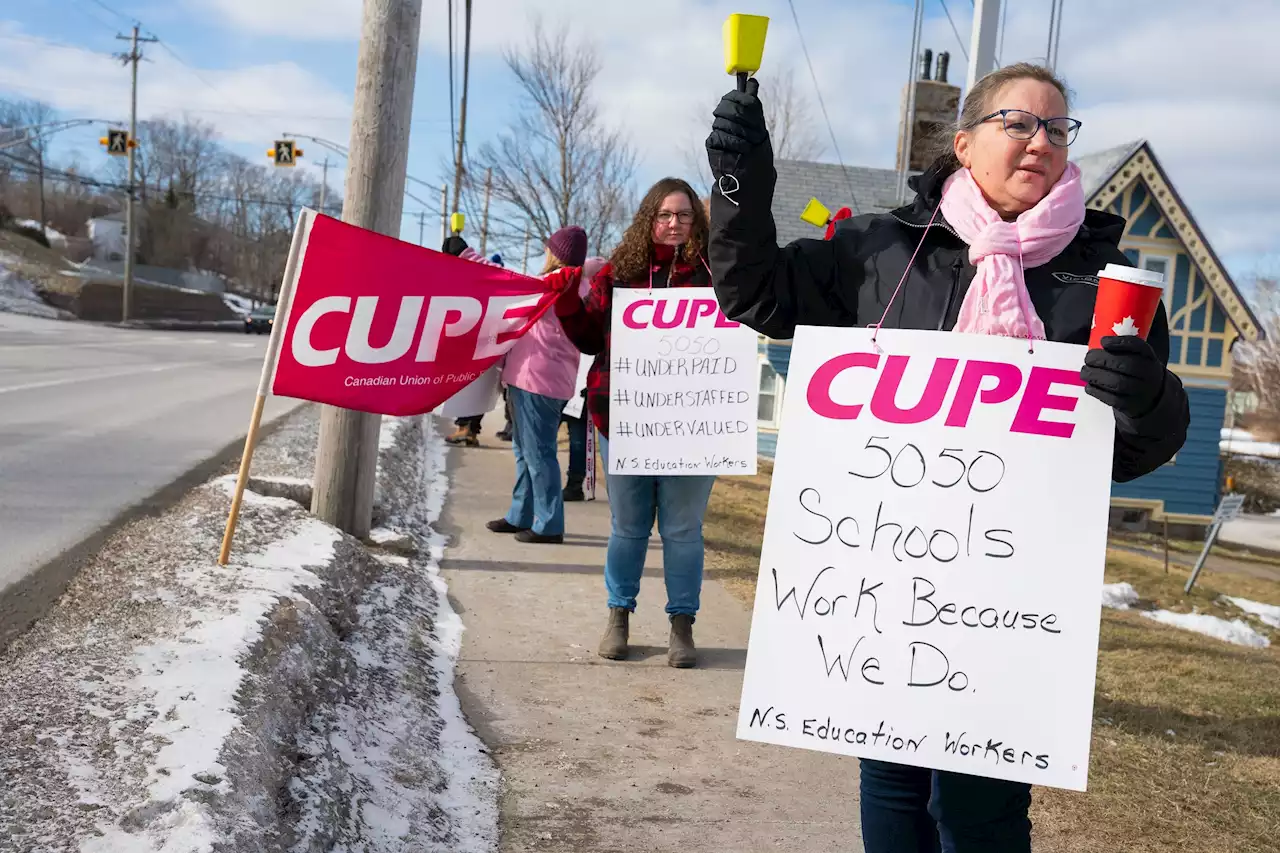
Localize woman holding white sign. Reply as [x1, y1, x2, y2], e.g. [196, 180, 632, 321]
[705, 64, 1189, 851]
[554, 177, 716, 669]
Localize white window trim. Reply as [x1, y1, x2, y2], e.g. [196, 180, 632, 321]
[757, 356, 785, 429]
[1138, 251, 1176, 316]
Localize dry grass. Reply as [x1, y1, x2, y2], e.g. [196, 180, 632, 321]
[703, 466, 1280, 853]
[0, 229, 83, 294]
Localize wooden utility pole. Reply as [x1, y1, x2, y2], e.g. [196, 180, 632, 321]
[418, 209, 427, 245]
[311, 0, 423, 537]
[116, 25, 157, 322]
[479, 166, 492, 256]
[439, 183, 448, 244]
[522, 226, 530, 274]
[451, 0, 472, 213]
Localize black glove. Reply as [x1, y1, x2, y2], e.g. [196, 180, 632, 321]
[706, 78, 769, 158]
[442, 235, 468, 256]
[1081, 336, 1167, 419]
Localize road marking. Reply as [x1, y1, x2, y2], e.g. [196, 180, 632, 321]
[0, 362, 205, 395]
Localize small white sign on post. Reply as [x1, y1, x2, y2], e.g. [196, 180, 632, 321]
[737, 327, 1115, 792]
[562, 353, 593, 420]
[609, 287, 759, 476]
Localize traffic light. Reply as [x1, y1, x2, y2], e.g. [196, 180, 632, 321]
[99, 128, 132, 156]
[267, 139, 302, 167]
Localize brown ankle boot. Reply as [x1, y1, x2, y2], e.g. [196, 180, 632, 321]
[597, 607, 629, 660]
[668, 614, 696, 668]
[445, 425, 470, 444]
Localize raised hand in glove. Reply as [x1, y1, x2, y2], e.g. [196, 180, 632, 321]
[1080, 336, 1168, 419]
[441, 234, 468, 256]
[705, 77, 770, 160]
[544, 266, 583, 294]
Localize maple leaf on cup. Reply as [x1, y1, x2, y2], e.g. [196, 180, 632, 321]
[1111, 316, 1141, 337]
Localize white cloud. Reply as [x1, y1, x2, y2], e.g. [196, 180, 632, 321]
[9, 0, 1280, 271]
[0, 22, 355, 146]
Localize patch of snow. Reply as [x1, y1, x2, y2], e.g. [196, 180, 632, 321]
[416, 421, 500, 851]
[1102, 582, 1140, 610]
[220, 293, 254, 316]
[289, 415, 497, 852]
[254, 474, 312, 487]
[1141, 609, 1271, 648]
[212, 474, 299, 509]
[1220, 426, 1280, 459]
[134, 520, 335, 806]
[379, 415, 405, 451]
[1222, 596, 1280, 628]
[16, 218, 67, 243]
[369, 527, 402, 544]
[0, 250, 64, 319]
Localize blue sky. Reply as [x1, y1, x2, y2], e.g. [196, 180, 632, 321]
[2, 0, 1277, 282]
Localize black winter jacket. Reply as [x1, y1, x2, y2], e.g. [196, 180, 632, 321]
[708, 156, 1190, 483]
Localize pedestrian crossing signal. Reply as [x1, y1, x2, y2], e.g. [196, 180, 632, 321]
[268, 139, 302, 167]
[99, 129, 131, 156]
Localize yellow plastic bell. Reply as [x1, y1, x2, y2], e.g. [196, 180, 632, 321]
[800, 197, 832, 229]
[450, 212, 465, 234]
[723, 14, 769, 77]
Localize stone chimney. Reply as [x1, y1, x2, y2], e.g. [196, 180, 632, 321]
[895, 49, 962, 172]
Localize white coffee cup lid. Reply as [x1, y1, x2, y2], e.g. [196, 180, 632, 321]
[1100, 263, 1164, 288]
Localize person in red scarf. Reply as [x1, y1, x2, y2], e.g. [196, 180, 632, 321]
[553, 177, 716, 669]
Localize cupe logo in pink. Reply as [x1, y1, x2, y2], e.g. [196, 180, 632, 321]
[805, 352, 1084, 438]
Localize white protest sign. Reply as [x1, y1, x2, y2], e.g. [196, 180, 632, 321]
[562, 353, 593, 420]
[609, 287, 759, 476]
[737, 327, 1115, 792]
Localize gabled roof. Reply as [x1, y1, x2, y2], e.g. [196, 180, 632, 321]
[1076, 139, 1262, 341]
[1073, 140, 1146, 199]
[772, 159, 919, 245]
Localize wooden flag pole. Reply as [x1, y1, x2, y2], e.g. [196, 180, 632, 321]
[218, 209, 316, 565]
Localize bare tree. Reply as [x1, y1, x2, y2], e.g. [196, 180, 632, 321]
[463, 21, 636, 265]
[1, 99, 58, 227]
[1234, 276, 1280, 429]
[685, 64, 826, 197]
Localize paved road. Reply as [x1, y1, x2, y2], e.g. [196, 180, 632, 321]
[0, 312, 303, 640]
[1221, 513, 1280, 555]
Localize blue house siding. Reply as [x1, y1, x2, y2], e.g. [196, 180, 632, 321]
[765, 342, 793, 378]
[1111, 386, 1225, 517]
[757, 430, 779, 458]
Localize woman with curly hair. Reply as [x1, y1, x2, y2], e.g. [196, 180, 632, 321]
[553, 177, 716, 669]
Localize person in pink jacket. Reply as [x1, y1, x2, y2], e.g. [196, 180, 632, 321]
[485, 227, 597, 544]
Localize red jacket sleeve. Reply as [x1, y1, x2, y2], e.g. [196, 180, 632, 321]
[556, 263, 612, 356]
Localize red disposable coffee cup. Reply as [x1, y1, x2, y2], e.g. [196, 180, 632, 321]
[1089, 263, 1165, 349]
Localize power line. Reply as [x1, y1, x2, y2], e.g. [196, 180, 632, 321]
[937, 0, 970, 62]
[73, 0, 135, 25]
[785, 0, 860, 215]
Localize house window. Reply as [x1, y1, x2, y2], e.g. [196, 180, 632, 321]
[1140, 252, 1174, 313]
[758, 359, 783, 428]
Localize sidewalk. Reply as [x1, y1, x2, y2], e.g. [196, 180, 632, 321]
[437, 424, 863, 853]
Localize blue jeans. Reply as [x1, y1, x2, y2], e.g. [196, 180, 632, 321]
[598, 436, 715, 617]
[564, 413, 587, 480]
[504, 386, 567, 536]
[859, 759, 1032, 853]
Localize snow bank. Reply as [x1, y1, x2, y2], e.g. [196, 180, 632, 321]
[0, 250, 65, 319]
[1222, 595, 1280, 629]
[1141, 610, 1271, 649]
[1221, 426, 1280, 460]
[1101, 582, 1140, 610]
[0, 409, 499, 851]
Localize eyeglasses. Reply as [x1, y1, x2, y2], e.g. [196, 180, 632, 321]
[975, 109, 1082, 147]
[656, 210, 695, 224]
